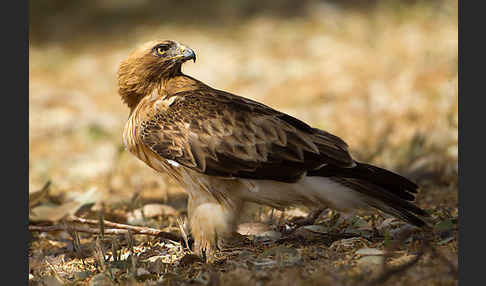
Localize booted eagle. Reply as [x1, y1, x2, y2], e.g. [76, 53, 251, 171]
[118, 40, 428, 259]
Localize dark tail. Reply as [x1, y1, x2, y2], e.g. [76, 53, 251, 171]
[308, 162, 429, 227]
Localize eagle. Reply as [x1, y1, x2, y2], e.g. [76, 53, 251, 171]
[118, 40, 428, 260]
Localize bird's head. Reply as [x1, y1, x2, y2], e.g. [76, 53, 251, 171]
[117, 40, 196, 109]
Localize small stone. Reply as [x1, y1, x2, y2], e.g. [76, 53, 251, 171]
[357, 255, 384, 266]
[355, 248, 384, 256]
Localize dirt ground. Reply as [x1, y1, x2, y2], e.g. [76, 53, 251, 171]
[29, 1, 458, 285]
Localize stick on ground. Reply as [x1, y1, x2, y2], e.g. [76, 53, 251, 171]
[29, 216, 182, 241]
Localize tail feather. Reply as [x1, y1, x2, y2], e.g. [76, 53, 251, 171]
[308, 162, 418, 201]
[307, 161, 428, 227]
[330, 177, 428, 227]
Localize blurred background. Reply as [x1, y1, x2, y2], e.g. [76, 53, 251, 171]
[29, 0, 457, 215]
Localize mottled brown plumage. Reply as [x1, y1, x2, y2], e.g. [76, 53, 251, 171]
[118, 40, 428, 261]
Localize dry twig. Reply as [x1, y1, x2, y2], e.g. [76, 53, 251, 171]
[29, 216, 182, 241]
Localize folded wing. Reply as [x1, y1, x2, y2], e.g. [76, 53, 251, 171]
[140, 88, 355, 183]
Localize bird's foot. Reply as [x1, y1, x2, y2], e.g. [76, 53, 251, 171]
[192, 233, 250, 263]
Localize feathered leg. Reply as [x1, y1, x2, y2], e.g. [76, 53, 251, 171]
[187, 192, 243, 261]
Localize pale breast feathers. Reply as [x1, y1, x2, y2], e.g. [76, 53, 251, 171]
[139, 89, 355, 183]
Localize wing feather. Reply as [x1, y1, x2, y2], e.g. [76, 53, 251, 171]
[140, 88, 354, 182]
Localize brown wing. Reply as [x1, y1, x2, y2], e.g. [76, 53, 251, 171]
[140, 87, 355, 183]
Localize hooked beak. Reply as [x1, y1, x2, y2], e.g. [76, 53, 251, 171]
[180, 46, 196, 63]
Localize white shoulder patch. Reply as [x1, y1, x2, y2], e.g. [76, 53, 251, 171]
[166, 159, 180, 167]
[167, 96, 177, 106]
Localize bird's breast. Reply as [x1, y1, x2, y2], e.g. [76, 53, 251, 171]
[123, 111, 188, 185]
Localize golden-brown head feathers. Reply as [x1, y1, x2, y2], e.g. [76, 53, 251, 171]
[117, 40, 196, 109]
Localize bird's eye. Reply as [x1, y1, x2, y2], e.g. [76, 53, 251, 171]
[154, 44, 170, 56]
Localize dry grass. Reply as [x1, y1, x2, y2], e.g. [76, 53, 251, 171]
[29, 1, 457, 285]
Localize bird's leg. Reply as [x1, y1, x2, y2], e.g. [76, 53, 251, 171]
[187, 194, 242, 262]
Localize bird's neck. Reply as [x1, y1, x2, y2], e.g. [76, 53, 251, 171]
[162, 74, 204, 96]
[125, 74, 204, 115]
